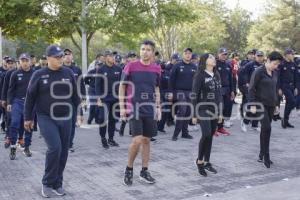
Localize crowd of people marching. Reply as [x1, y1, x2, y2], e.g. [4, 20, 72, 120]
[0, 40, 299, 197]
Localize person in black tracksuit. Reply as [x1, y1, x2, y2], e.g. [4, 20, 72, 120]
[95, 50, 122, 149]
[215, 48, 234, 135]
[24, 45, 81, 197]
[63, 48, 86, 152]
[248, 51, 283, 168]
[192, 53, 222, 177]
[169, 48, 197, 141]
[278, 48, 298, 128]
[239, 51, 265, 131]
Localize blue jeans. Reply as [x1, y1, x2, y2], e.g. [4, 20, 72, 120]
[38, 114, 72, 188]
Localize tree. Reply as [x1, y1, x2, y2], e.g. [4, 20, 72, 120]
[247, 0, 300, 52]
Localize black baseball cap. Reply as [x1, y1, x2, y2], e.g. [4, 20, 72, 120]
[6, 57, 14, 62]
[46, 45, 64, 57]
[247, 49, 255, 54]
[171, 53, 180, 61]
[183, 48, 193, 53]
[64, 48, 72, 54]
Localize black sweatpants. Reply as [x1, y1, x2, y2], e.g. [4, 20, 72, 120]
[259, 105, 275, 157]
[198, 109, 218, 162]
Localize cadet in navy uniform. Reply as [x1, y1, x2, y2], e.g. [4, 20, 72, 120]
[278, 48, 298, 128]
[7, 53, 34, 160]
[24, 45, 81, 198]
[215, 48, 235, 136]
[157, 62, 172, 132]
[295, 58, 300, 114]
[240, 51, 265, 132]
[1, 57, 19, 149]
[169, 48, 197, 141]
[84, 61, 101, 124]
[95, 50, 122, 149]
[62, 48, 86, 152]
[240, 49, 255, 67]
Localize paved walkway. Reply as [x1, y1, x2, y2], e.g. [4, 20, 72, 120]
[1, 105, 300, 200]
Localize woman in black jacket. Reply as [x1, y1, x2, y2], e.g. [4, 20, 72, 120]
[192, 53, 222, 177]
[248, 51, 283, 168]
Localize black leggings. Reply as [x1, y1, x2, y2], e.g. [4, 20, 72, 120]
[198, 110, 218, 162]
[259, 105, 275, 156]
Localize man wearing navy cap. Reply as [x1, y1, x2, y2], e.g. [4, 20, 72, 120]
[239, 50, 265, 132]
[169, 47, 197, 141]
[95, 49, 122, 148]
[278, 48, 298, 128]
[215, 48, 235, 135]
[24, 45, 81, 197]
[241, 49, 256, 67]
[63, 48, 86, 152]
[191, 53, 199, 66]
[7, 53, 34, 160]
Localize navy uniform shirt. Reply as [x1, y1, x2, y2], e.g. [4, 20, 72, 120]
[63, 64, 86, 99]
[160, 68, 171, 93]
[242, 61, 263, 85]
[24, 67, 81, 121]
[216, 59, 233, 94]
[1, 68, 16, 102]
[95, 64, 122, 102]
[169, 61, 197, 91]
[0, 67, 8, 100]
[278, 60, 298, 90]
[7, 68, 34, 104]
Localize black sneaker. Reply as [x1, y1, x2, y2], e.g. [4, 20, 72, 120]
[139, 170, 156, 184]
[281, 119, 287, 129]
[196, 159, 207, 177]
[108, 139, 119, 147]
[182, 134, 193, 139]
[204, 163, 217, 174]
[258, 154, 263, 162]
[264, 154, 271, 168]
[123, 168, 133, 186]
[172, 136, 178, 141]
[69, 146, 75, 153]
[101, 138, 109, 149]
[150, 137, 156, 142]
[10, 146, 16, 160]
[286, 122, 294, 128]
[158, 129, 166, 133]
[23, 147, 32, 157]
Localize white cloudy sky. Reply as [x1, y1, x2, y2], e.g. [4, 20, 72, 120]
[224, 0, 268, 18]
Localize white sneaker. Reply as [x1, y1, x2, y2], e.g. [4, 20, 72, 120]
[296, 109, 300, 117]
[251, 127, 261, 132]
[241, 120, 247, 132]
[224, 121, 231, 128]
[193, 125, 200, 131]
[188, 125, 196, 132]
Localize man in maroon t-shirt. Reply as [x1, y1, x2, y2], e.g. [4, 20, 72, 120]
[119, 40, 161, 186]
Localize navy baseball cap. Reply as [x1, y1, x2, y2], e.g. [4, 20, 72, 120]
[247, 49, 255, 54]
[192, 53, 199, 60]
[183, 48, 193, 53]
[46, 45, 64, 57]
[6, 57, 14, 62]
[218, 47, 228, 54]
[255, 50, 264, 56]
[104, 49, 113, 56]
[3, 56, 9, 61]
[19, 53, 30, 60]
[171, 53, 180, 61]
[127, 51, 137, 58]
[284, 48, 295, 55]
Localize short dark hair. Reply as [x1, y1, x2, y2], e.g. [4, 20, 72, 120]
[267, 51, 283, 62]
[140, 40, 155, 51]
